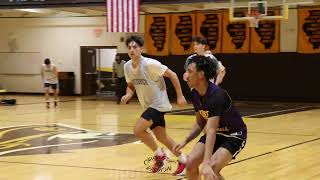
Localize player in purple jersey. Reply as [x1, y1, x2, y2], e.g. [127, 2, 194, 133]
[173, 55, 247, 180]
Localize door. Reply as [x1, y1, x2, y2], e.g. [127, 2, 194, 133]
[81, 47, 97, 96]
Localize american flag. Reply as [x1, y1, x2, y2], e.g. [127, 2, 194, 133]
[106, 0, 140, 32]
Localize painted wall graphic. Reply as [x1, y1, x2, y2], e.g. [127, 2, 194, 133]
[222, 11, 250, 53]
[196, 12, 222, 53]
[250, 10, 280, 53]
[171, 13, 196, 55]
[145, 15, 170, 56]
[298, 7, 320, 53]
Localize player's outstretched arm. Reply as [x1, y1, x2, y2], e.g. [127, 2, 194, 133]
[215, 62, 226, 85]
[203, 116, 219, 163]
[173, 112, 204, 154]
[121, 82, 135, 104]
[200, 116, 219, 179]
[163, 69, 186, 106]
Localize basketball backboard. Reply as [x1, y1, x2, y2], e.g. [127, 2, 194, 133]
[229, 0, 314, 27]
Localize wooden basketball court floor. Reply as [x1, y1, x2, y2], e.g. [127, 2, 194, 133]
[0, 95, 319, 180]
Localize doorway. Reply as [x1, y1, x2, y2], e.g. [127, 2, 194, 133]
[80, 46, 117, 96]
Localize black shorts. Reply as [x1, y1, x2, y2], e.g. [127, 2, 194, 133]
[141, 107, 166, 130]
[198, 133, 246, 159]
[44, 83, 57, 90]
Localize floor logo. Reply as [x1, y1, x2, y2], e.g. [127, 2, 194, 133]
[0, 124, 137, 156]
[143, 155, 177, 173]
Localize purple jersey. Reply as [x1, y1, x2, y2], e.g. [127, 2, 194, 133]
[192, 82, 247, 140]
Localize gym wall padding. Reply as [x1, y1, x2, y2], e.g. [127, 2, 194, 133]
[118, 53, 320, 102]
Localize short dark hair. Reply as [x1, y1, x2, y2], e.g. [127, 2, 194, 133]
[126, 35, 144, 47]
[189, 55, 216, 81]
[192, 36, 207, 45]
[44, 58, 50, 65]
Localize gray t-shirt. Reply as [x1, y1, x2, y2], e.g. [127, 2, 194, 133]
[113, 60, 126, 78]
[124, 56, 172, 112]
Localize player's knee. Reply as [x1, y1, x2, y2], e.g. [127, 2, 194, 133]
[211, 163, 221, 174]
[154, 133, 166, 142]
[186, 156, 198, 172]
[133, 127, 144, 138]
[133, 127, 139, 137]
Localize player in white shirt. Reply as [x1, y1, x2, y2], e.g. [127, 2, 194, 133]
[41, 58, 58, 108]
[121, 36, 187, 175]
[183, 36, 226, 85]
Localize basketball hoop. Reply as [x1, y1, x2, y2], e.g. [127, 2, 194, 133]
[247, 11, 261, 28]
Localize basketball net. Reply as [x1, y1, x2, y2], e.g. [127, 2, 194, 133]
[247, 11, 260, 28]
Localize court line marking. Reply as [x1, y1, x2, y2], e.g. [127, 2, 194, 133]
[7, 105, 119, 116]
[0, 100, 318, 173]
[0, 140, 98, 156]
[0, 123, 318, 177]
[244, 106, 315, 118]
[168, 106, 317, 118]
[10, 106, 318, 118]
[0, 122, 316, 137]
[3, 101, 317, 120]
[0, 97, 130, 107]
[229, 137, 320, 166]
[0, 137, 319, 177]
[0, 160, 173, 175]
[0, 123, 58, 130]
[0, 104, 319, 175]
[247, 131, 315, 137]
[0, 99, 83, 106]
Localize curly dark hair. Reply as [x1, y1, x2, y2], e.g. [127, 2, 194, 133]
[126, 35, 144, 47]
[189, 55, 217, 81]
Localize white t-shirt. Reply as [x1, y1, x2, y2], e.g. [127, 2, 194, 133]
[41, 64, 58, 84]
[124, 56, 172, 112]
